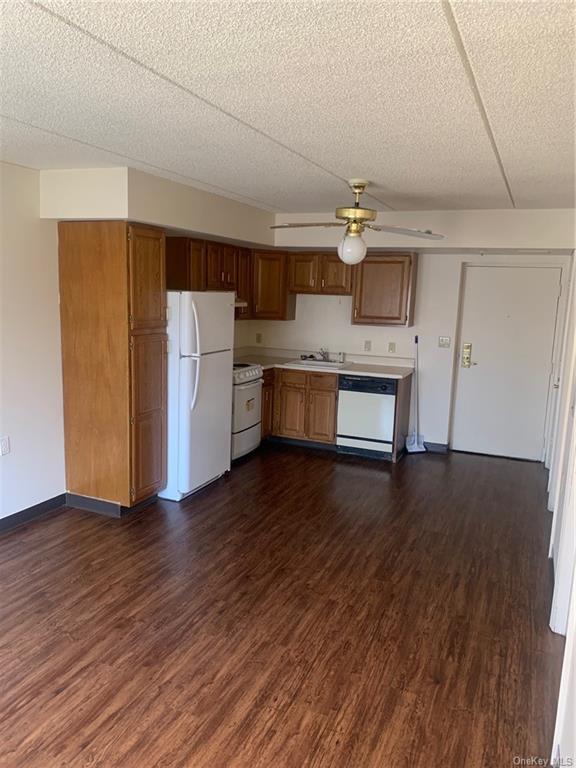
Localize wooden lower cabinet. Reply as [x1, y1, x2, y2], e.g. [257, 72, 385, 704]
[261, 369, 275, 439]
[274, 370, 337, 443]
[59, 221, 167, 508]
[307, 389, 337, 443]
[278, 386, 307, 438]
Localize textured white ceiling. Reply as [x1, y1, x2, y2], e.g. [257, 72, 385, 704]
[1, 1, 574, 212]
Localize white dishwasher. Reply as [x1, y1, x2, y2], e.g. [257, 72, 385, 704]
[337, 375, 397, 456]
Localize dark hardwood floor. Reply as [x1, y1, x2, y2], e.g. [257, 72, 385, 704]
[0, 446, 564, 767]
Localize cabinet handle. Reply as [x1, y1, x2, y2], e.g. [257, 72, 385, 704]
[309, 393, 313, 405]
[221, 271, 225, 282]
[321, 278, 325, 288]
[354, 307, 358, 318]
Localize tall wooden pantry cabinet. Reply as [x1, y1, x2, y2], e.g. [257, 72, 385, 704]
[58, 221, 167, 511]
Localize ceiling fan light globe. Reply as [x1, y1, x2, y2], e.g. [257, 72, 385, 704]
[337, 234, 367, 265]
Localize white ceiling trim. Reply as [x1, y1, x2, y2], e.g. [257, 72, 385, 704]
[29, 0, 395, 212]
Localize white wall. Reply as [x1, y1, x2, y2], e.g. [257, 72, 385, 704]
[0, 162, 65, 517]
[235, 252, 571, 445]
[127, 169, 275, 246]
[40, 167, 276, 246]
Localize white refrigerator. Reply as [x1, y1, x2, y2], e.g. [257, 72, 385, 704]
[159, 291, 234, 502]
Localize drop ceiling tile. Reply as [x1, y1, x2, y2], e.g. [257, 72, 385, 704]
[0, 1, 359, 212]
[4, 1, 573, 211]
[14, 0, 513, 210]
[451, 0, 575, 208]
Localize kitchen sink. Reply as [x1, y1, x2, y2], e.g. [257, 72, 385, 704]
[289, 359, 345, 369]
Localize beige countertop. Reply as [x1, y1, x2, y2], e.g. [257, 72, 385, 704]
[234, 354, 413, 380]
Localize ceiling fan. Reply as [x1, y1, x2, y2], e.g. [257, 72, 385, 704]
[271, 180, 445, 265]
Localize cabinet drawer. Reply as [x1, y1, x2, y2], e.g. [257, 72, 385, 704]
[262, 368, 275, 386]
[308, 372, 338, 391]
[278, 369, 307, 387]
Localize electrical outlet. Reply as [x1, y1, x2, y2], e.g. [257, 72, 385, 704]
[388, 342, 396, 353]
[364, 340, 372, 352]
[438, 336, 451, 349]
[0, 436, 10, 456]
[256, 332, 262, 344]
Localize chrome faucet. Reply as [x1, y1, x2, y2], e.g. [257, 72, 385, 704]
[319, 347, 330, 361]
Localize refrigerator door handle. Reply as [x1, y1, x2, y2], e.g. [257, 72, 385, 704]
[190, 298, 201, 356]
[190, 357, 201, 412]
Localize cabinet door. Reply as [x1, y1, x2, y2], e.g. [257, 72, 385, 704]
[235, 248, 252, 319]
[289, 253, 319, 293]
[221, 245, 237, 288]
[130, 333, 167, 503]
[205, 243, 223, 290]
[352, 254, 416, 326]
[262, 384, 274, 439]
[307, 389, 337, 443]
[166, 238, 206, 291]
[188, 239, 207, 291]
[128, 225, 166, 332]
[321, 253, 352, 295]
[278, 386, 307, 438]
[253, 251, 295, 320]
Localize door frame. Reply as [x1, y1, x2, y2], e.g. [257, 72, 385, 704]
[447, 257, 570, 459]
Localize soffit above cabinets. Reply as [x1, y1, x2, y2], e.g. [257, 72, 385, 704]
[1, 1, 574, 212]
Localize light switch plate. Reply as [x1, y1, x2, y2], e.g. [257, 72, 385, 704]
[0, 436, 10, 456]
[388, 342, 396, 353]
[256, 332, 262, 344]
[438, 336, 451, 348]
[364, 340, 372, 352]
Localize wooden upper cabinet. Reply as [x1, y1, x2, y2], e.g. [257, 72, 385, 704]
[288, 252, 352, 295]
[205, 243, 223, 290]
[130, 333, 167, 503]
[352, 253, 417, 326]
[165, 238, 206, 291]
[206, 243, 236, 290]
[253, 251, 296, 320]
[222, 245, 236, 288]
[235, 248, 253, 319]
[321, 253, 352, 295]
[128, 225, 166, 332]
[289, 253, 319, 293]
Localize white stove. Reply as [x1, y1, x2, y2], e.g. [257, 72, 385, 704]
[233, 362, 263, 385]
[232, 363, 264, 459]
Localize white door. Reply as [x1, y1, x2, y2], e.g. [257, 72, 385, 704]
[179, 291, 235, 356]
[451, 265, 561, 460]
[178, 350, 233, 495]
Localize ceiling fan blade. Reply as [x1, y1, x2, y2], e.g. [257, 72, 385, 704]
[366, 223, 445, 240]
[270, 222, 346, 229]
